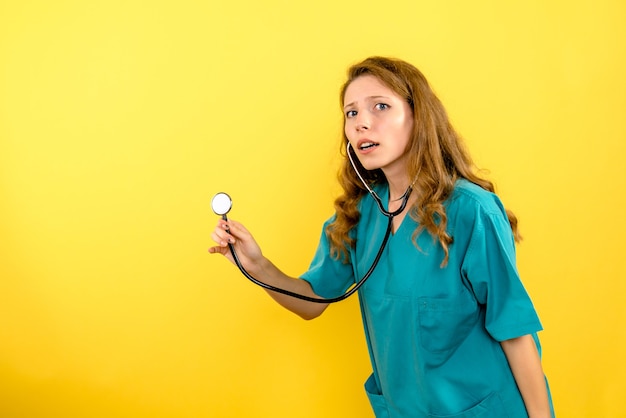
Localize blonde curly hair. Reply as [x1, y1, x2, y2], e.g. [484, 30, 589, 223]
[326, 56, 520, 267]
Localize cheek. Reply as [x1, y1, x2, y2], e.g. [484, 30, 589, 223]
[397, 115, 413, 136]
[344, 121, 353, 139]
[389, 117, 408, 135]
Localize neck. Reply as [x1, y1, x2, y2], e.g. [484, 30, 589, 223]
[389, 184, 410, 202]
[381, 159, 411, 198]
[385, 173, 412, 201]
[382, 159, 422, 202]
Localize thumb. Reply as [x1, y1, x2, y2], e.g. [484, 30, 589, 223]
[208, 246, 229, 256]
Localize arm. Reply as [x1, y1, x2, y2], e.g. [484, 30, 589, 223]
[209, 218, 329, 320]
[500, 335, 551, 418]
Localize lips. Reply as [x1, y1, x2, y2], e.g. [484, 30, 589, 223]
[357, 139, 379, 151]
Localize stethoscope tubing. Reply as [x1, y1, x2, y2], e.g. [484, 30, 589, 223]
[220, 141, 412, 303]
[224, 213, 394, 303]
[223, 185, 410, 303]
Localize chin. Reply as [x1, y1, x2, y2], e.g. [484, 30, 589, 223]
[362, 164, 384, 173]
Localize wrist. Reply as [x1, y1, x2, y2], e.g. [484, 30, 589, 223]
[247, 256, 269, 278]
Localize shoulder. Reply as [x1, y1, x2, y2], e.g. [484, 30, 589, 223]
[447, 179, 507, 218]
[445, 179, 513, 243]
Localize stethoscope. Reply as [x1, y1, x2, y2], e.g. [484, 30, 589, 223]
[211, 143, 412, 303]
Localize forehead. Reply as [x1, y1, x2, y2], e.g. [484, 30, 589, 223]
[343, 75, 401, 103]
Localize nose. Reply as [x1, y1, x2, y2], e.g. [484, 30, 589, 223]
[355, 112, 370, 131]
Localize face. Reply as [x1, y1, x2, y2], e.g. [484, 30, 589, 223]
[343, 75, 414, 177]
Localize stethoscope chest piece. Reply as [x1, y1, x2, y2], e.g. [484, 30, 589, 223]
[212, 192, 232, 218]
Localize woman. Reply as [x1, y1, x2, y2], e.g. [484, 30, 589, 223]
[209, 56, 554, 417]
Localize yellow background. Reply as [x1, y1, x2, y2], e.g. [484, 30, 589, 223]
[1, 0, 625, 417]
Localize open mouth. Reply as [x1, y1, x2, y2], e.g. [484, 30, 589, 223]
[359, 142, 379, 151]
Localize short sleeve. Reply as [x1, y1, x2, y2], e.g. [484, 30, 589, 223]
[461, 203, 543, 341]
[299, 217, 355, 299]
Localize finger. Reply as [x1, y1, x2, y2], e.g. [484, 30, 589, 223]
[217, 219, 244, 239]
[217, 219, 231, 231]
[208, 245, 229, 256]
[211, 229, 235, 246]
[223, 219, 251, 239]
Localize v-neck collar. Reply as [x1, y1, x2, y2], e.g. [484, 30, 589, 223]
[378, 183, 410, 236]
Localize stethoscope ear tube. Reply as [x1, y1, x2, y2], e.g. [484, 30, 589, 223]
[346, 142, 411, 217]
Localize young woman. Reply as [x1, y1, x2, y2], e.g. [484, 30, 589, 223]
[209, 56, 554, 418]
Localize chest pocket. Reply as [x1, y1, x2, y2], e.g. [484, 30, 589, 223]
[417, 295, 479, 354]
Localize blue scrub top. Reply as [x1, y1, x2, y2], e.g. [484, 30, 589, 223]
[301, 180, 554, 418]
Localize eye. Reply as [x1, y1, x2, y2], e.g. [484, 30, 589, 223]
[375, 103, 389, 111]
[345, 110, 357, 118]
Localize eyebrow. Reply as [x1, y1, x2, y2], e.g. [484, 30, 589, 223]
[343, 95, 391, 110]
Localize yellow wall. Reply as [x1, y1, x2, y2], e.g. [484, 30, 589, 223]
[1, 1, 624, 416]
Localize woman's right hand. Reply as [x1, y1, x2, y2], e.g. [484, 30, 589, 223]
[209, 218, 329, 320]
[209, 219, 264, 275]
